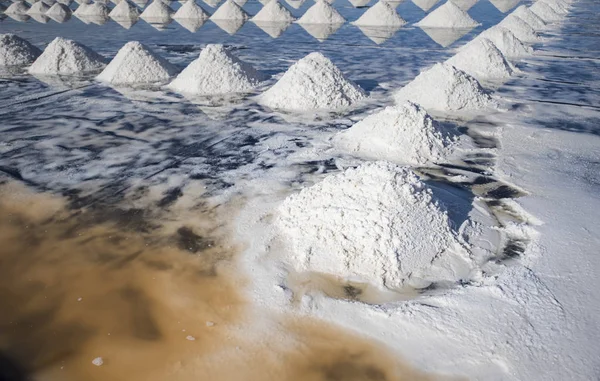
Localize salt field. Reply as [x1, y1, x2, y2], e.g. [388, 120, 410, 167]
[1, 0, 599, 379]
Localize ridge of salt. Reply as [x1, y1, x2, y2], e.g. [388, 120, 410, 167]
[96, 41, 178, 85]
[5, 1, 30, 15]
[477, 26, 532, 58]
[497, 14, 540, 42]
[296, 1, 345, 25]
[0, 34, 41, 66]
[251, 0, 295, 23]
[529, 2, 562, 22]
[109, 0, 140, 19]
[140, 0, 173, 22]
[258, 52, 366, 111]
[173, 0, 210, 20]
[352, 1, 406, 28]
[511, 5, 547, 31]
[414, 1, 480, 28]
[168, 44, 266, 95]
[209, 0, 248, 20]
[26, 1, 50, 14]
[28, 37, 106, 75]
[446, 37, 514, 81]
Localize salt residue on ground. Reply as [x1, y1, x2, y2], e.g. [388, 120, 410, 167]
[173, 0, 210, 21]
[477, 26, 532, 58]
[168, 44, 266, 95]
[333, 102, 456, 165]
[446, 37, 514, 81]
[251, 0, 295, 23]
[414, 0, 480, 28]
[5, 1, 30, 15]
[28, 37, 106, 75]
[394, 63, 494, 112]
[352, 1, 406, 28]
[497, 14, 541, 43]
[529, 1, 563, 22]
[140, 0, 173, 22]
[511, 5, 547, 31]
[109, 0, 140, 19]
[258, 52, 365, 111]
[210, 0, 249, 20]
[26, 1, 49, 14]
[296, 1, 345, 24]
[277, 161, 464, 290]
[96, 41, 179, 85]
[0, 34, 41, 67]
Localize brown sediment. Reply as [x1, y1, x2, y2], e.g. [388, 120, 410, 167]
[0, 182, 446, 381]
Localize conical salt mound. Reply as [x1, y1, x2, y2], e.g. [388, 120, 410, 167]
[333, 102, 455, 165]
[446, 38, 513, 81]
[488, 0, 520, 13]
[353, 1, 406, 27]
[297, 1, 345, 24]
[5, 1, 30, 15]
[477, 26, 532, 58]
[73, 2, 90, 15]
[450, 0, 478, 11]
[29, 37, 106, 75]
[251, 0, 294, 23]
[109, 0, 139, 19]
[511, 5, 547, 30]
[140, 0, 173, 22]
[539, 0, 569, 14]
[210, 0, 248, 20]
[258, 52, 366, 111]
[497, 14, 540, 42]
[394, 63, 494, 112]
[414, 1, 480, 28]
[0, 34, 41, 66]
[529, 2, 562, 22]
[26, 1, 50, 14]
[78, 2, 109, 17]
[168, 44, 267, 95]
[411, 0, 439, 12]
[46, 3, 72, 21]
[96, 41, 178, 85]
[173, 0, 209, 21]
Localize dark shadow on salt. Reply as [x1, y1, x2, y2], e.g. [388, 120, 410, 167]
[424, 181, 474, 232]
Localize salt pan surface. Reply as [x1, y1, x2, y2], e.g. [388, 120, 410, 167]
[511, 5, 547, 31]
[28, 37, 106, 75]
[173, 0, 209, 21]
[210, 0, 248, 20]
[0, 34, 41, 67]
[26, 1, 50, 14]
[5, 1, 30, 15]
[333, 102, 455, 165]
[251, 0, 294, 23]
[168, 44, 266, 95]
[394, 63, 494, 112]
[96, 41, 178, 85]
[414, 1, 480, 28]
[497, 14, 540, 42]
[352, 1, 406, 28]
[446, 37, 514, 81]
[477, 26, 532, 58]
[109, 0, 140, 19]
[297, 1, 345, 25]
[140, 0, 173, 22]
[258, 52, 365, 111]
[277, 161, 462, 290]
[529, 1, 562, 22]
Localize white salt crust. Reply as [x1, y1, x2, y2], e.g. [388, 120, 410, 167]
[140, 0, 173, 22]
[5, 1, 30, 15]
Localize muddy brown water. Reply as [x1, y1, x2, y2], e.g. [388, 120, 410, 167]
[0, 182, 448, 381]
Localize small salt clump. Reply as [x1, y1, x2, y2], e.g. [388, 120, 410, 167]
[251, 0, 295, 23]
[46, 3, 72, 22]
[92, 357, 103, 366]
[296, 0, 345, 24]
[173, 0, 209, 21]
[258, 52, 365, 111]
[29, 37, 106, 75]
[109, 0, 140, 19]
[414, 1, 480, 28]
[26, 1, 50, 14]
[333, 102, 455, 165]
[277, 161, 463, 290]
[497, 14, 540, 42]
[352, 1, 406, 28]
[0, 34, 41, 67]
[477, 26, 532, 58]
[140, 0, 173, 22]
[5, 1, 30, 15]
[97, 41, 178, 85]
[529, 1, 562, 22]
[393, 62, 494, 112]
[168, 44, 266, 95]
[446, 37, 514, 81]
[511, 5, 547, 31]
[210, 0, 248, 20]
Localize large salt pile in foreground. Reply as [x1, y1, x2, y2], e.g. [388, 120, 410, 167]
[29, 37, 106, 75]
[277, 161, 462, 290]
[109, 0, 140, 19]
[511, 5, 547, 31]
[96, 41, 178, 85]
[251, 0, 294, 23]
[168, 44, 266, 95]
[414, 1, 480, 28]
[529, 1, 562, 22]
[210, 0, 248, 20]
[140, 0, 173, 22]
[26, 1, 50, 14]
[0, 34, 41, 66]
[258, 52, 365, 111]
[497, 14, 540, 43]
[5, 1, 30, 15]
[352, 0, 406, 27]
[394, 63, 494, 112]
[333, 102, 455, 165]
[173, 0, 209, 22]
[297, 1, 345, 24]
[446, 37, 514, 81]
[477, 26, 532, 58]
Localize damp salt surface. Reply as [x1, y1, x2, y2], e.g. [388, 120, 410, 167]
[210, 0, 249, 20]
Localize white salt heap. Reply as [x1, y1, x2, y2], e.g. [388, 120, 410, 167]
[540, 0, 569, 14]
[297, 1, 345, 25]
[352, 1, 406, 27]
[277, 161, 462, 290]
[73, 2, 90, 16]
[78, 2, 110, 17]
[26, 1, 49, 14]
[0, 34, 41, 66]
[251, 0, 295, 23]
[394, 63, 494, 112]
[446, 37, 514, 81]
[511, 5, 547, 31]
[529, 2, 562, 22]
[210, 0, 248, 20]
[96, 41, 178, 85]
[140, 0, 173, 22]
[477, 26, 532, 58]
[168, 44, 266, 95]
[46, 3, 72, 20]
[258, 52, 365, 111]
[173, 0, 209, 21]
[414, 1, 480, 28]
[333, 102, 455, 165]
[109, 0, 140, 19]
[497, 14, 540, 42]
[28, 37, 106, 75]
[5, 1, 30, 15]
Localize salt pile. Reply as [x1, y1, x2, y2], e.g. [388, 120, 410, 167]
[446, 38, 513, 81]
[26, 1, 50, 14]
[251, 0, 295, 23]
[173, 0, 209, 22]
[450, 0, 478, 11]
[277, 161, 462, 290]
[297, 1, 345, 25]
[77, 2, 110, 17]
[497, 14, 540, 42]
[540, 0, 569, 14]
[73, 2, 90, 16]
[5, 1, 30, 15]
[411, 0, 439, 12]
[352, 1, 406, 28]
[488, 0, 520, 13]
[210, 0, 248, 20]
[96, 41, 178, 85]
[46, 3, 72, 21]
[477, 26, 532, 58]
[393, 63, 493, 112]
[168, 44, 266, 95]
[333, 102, 455, 165]
[0, 34, 41, 66]
[414, 1, 480, 28]
[529, 2, 562, 22]
[511, 5, 547, 31]
[258, 52, 365, 111]
[28, 37, 106, 75]
[140, 0, 173, 22]
[109, 0, 140, 19]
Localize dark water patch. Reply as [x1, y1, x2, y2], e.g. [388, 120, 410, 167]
[157, 187, 183, 208]
[177, 226, 215, 254]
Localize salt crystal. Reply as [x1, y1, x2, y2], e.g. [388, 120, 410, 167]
[92, 357, 103, 366]
[446, 37, 514, 81]
[29, 37, 106, 75]
[414, 1, 480, 28]
[251, 0, 295, 23]
[209, 0, 248, 20]
[186, 335, 196, 341]
[450, 0, 478, 11]
[206, 321, 215, 327]
[352, 1, 406, 28]
[539, 0, 569, 14]
[0, 34, 41, 67]
[296, 1, 345, 25]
